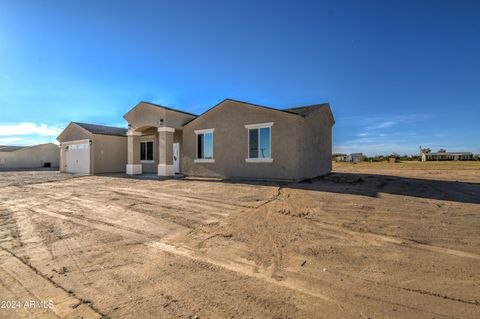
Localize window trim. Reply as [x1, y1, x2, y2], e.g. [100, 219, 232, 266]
[245, 123, 273, 163]
[195, 129, 214, 163]
[244, 122, 273, 130]
[140, 140, 154, 163]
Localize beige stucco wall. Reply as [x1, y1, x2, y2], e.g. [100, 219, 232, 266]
[57, 124, 91, 143]
[92, 134, 128, 174]
[296, 107, 333, 179]
[0, 144, 60, 169]
[182, 100, 305, 180]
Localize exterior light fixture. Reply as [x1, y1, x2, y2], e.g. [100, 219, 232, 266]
[159, 118, 164, 126]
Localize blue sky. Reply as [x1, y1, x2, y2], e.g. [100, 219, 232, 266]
[0, 0, 479, 155]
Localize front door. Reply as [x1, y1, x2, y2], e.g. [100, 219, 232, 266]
[173, 143, 180, 174]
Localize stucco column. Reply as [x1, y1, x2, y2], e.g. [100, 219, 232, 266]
[157, 127, 175, 176]
[126, 129, 142, 175]
[59, 144, 65, 172]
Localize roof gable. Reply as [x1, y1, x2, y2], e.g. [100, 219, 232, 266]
[123, 101, 197, 129]
[286, 103, 335, 126]
[183, 98, 302, 127]
[123, 101, 197, 120]
[183, 98, 333, 127]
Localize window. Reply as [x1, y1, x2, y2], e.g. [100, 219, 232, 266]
[140, 141, 153, 162]
[245, 123, 273, 163]
[66, 143, 89, 151]
[194, 129, 214, 163]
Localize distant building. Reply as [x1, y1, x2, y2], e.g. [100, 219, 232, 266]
[347, 153, 363, 163]
[333, 153, 348, 162]
[334, 153, 363, 162]
[0, 144, 59, 169]
[421, 149, 473, 161]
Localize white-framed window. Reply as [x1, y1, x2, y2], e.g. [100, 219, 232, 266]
[140, 141, 154, 162]
[194, 128, 214, 163]
[245, 123, 273, 163]
[65, 143, 89, 151]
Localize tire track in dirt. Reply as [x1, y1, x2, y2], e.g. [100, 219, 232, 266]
[25, 205, 478, 318]
[113, 188, 248, 212]
[0, 246, 104, 319]
[309, 220, 480, 260]
[25, 206, 335, 303]
[0, 201, 108, 317]
[375, 281, 480, 306]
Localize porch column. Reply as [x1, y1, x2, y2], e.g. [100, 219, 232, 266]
[59, 144, 65, 172]
[157, 127, 175, 176]
[126, 129, 142, 175]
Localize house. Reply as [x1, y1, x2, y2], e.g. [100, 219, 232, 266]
[333, 153, 348, 162]
[347, 153, 363, 163]
[124, 99, 335, 180]
[0, 143, 59, 170]
[57, 122, 127, 174]
[421, 149, 474, 161]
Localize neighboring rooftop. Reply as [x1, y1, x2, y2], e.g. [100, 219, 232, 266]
[73, 122, 128, 137]
[0, 145, 27, 152]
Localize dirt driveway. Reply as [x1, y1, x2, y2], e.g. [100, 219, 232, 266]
[0, 163, 479, 318]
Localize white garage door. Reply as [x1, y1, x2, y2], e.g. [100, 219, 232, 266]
[64, 142, 90, 174]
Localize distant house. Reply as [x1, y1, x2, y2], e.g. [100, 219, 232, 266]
[0, 144, 59, 170]
[347, 153, 363, 163]
[334, 153, 363, 163]
[421, 149, 473, 161]
[333, 153, 348, 162]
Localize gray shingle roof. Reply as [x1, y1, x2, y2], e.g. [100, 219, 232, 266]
[73, 122, 127, 137]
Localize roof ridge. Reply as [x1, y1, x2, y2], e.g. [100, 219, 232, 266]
[72, 122, 127, 137]
[141, 101, 198, 117]
[284, 103, 329, 110]
[72, 121, 125, 129]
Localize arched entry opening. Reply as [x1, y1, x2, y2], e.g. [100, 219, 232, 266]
[126, 125, 178, 176]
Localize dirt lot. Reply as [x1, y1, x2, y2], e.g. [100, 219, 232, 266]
[0, 162, 479, 318]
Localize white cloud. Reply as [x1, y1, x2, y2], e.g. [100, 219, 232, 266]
[0, 122, 65, 146]
[0, 122, 63, 136]
[366, 120, 397, 130]
[0, 137, 24, 144]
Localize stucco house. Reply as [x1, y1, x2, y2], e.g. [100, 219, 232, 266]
[125, 99, 334, 180]
[421, 149, 473, 161]
[57, 122, 127, 174]
[0, 143, 59, 170]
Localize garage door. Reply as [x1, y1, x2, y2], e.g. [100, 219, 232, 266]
[64, 142, 90, 174]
